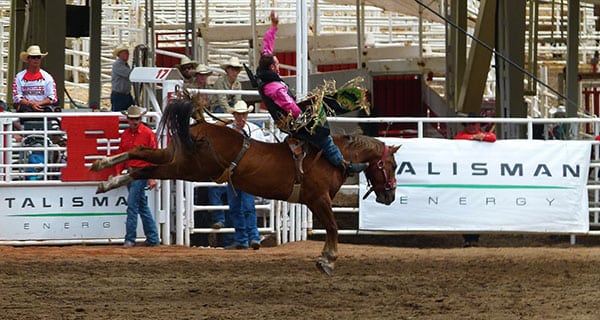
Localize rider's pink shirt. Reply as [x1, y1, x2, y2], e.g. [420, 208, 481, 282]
[262, 81, 301, 118]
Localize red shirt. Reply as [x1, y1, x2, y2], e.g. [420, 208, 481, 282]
[115, 123, 157, 175]
[454, 130, 497, 142]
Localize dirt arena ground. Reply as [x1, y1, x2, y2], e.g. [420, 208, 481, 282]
[1, 236, 600, 320]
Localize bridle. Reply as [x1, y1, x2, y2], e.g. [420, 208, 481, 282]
[362, 145, 396, 200]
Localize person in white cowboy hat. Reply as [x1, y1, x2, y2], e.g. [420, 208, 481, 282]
[115, 105, 160, 248]
[210, 56, 244, 113]
[13, 45, 57, 113]
[110, 43, 134, 112]
[221, 100, 272, 250]
[175, 56, 199, 83]
[185, 64, 214, 105]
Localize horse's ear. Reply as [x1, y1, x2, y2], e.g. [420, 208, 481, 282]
[390, 145, 401, 153]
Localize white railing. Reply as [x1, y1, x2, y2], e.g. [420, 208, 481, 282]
[2, 111, 600, 245]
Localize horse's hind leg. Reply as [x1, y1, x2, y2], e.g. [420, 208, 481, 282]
[307, 197, 338, 276]
[91, 146, 173, 172]
[96, 174, 133, 193]
[91, 152, 129, 171]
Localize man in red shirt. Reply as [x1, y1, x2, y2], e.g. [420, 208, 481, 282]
[454, 112, 496, 247]
[116, 105, 160, 248]
[454, 113, 497, 142]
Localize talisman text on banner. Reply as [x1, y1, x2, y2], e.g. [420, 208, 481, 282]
[360, 138, 591, 233]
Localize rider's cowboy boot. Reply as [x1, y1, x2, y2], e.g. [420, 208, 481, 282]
[343, 160, 369, 176]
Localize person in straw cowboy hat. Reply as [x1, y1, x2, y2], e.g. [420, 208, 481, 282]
[223, 100, 272, 249]
[110, 43, 135, 112]
[175, 56, 199, 84]
[115, 105, 160, 248]
[184, 64, 214, 108]
[209, 56, 243, 113]
[13, 45, 58, 114]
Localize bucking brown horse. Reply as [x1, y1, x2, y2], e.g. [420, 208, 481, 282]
[91, 98, 400, 275]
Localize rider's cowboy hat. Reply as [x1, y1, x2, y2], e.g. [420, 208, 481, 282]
[121, 105, 147, 118]
[113, 44, 130, 58]
[20, 45, 48, 63]
[175, 56, 198, 69]
[220, 56, 243, 69]
[191, 64, 213, 76]
[229, 100, 254, 114]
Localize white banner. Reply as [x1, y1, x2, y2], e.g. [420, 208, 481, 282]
[0, 184, 156, 241]
[360, 138, 591, 233]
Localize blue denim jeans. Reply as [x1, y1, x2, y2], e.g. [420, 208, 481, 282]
[226, 185, 260, 246]
[212, 106, 226, 113]
[110, 92, 134, 112]
[125, 179, 159, 245]
[208, 186, 227, 225]
[208, 186, 233, 246]
[316, 135, 344, 167]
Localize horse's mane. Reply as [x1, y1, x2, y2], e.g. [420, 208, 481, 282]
[336, 133, 381, 151]
[158, 98, 196, 151]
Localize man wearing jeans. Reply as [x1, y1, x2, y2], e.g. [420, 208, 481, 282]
[115, 105, 160, 248]
[224, 101, 271, 250]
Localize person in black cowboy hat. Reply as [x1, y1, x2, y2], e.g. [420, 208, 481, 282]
[454, 111, 496, 247]
[115, 105, 160, 248]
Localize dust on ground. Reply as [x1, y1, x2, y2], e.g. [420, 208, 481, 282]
[1, 238, 600, 320]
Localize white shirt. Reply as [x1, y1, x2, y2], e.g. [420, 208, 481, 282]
[227, 121, 272, 143]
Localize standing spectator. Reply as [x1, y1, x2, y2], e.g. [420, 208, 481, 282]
[110, 44, 134, 112]
[115, 105, 160, 248]
[210, 56, 243, 113]
[454, 112, 496, 247]
[12, 45, 58, 129]
[254, 11, 367, 176]
[224, 100, 271, 250]
[548, 106, 569, 140]
[175, 56, 198, 85]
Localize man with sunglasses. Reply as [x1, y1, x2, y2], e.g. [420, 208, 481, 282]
[115, 105, 160, 248]
[175, 56, 199, 85]
[12, 45, 58, 115]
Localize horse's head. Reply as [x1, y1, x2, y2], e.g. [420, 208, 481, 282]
[363, 143, 400, 205]
[336, 134, 400, 206]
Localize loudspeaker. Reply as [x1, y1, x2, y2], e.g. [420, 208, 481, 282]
[66, 5, 89, 37]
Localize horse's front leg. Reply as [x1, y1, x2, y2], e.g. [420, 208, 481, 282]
[96, 174, 133, 194]
[307, 197, 338, 276]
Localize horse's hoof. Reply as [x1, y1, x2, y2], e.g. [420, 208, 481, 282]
[96, 183, 107, 194]
[316, 259, 334, 276]
[90, 160, 103, 171]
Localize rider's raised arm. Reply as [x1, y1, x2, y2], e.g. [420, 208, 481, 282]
[262, 10, 279, 56]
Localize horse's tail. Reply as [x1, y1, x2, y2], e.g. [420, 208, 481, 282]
[158, 99, 195, 151]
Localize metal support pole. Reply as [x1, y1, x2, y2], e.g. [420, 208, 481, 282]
[89, 0, 101, 109]
[296, 0, 308, 99]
